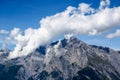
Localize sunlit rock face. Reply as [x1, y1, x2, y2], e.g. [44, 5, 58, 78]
[0, 36, 120, 80]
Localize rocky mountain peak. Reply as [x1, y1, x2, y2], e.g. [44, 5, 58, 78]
[0, 37, 120, 80]
[64, 35, 82, 43]
[51, 36, 86, 49]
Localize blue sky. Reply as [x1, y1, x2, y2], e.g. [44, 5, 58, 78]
[0, 0, 87, 30]
[0, 0, 120, 50]
[0, 0, 120, 30]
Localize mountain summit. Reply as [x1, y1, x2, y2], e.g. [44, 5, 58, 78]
[0, 36, 120, 80]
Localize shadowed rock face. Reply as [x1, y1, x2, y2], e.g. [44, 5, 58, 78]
[0, 49, 10, 62]
[0, 36, 120, 80]
[118, 51, 120, 53]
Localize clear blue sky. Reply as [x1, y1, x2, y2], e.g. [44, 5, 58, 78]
[0, 0, 120, 50]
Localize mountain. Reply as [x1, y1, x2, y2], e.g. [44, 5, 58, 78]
[118, 51, 120, 54]
[0, 36, 120, 80]
[0, 49, 10, 62]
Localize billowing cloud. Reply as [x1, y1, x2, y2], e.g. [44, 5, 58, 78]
[0, 28, 21, 49]
[8, 0, 120, 59]
[99, 0, 110, 10]
[7, 28, 21, 45]
[106, 29, 120, 38]
[10, 28, 21, 38]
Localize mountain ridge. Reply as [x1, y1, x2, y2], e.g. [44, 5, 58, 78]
[0, 36, 120, 80]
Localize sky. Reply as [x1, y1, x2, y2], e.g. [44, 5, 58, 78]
[0, 0, 120, 58]
[0, 0, 120, 30]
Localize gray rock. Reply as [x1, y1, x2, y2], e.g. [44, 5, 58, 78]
[0, 36, 120, 80]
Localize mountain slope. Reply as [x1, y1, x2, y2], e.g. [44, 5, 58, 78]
[0, 36, 120, 80]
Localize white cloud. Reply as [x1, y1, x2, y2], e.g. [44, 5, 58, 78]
[106, 29, 120, 38]
[6, 28, 21, 45]
[0, 30, 9, 34]
[89, 29, 98, 35]
[10, 28, 21, 37]
[8, 0, 120, 59]
[99, 0, 110, 10]
[0, 30, 9, 49]
[0, 28, 21, 49]
[78, 3, 95, 14]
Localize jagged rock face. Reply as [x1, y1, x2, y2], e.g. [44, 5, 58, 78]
[0, 49, 10, 62]
[118, 51, 120, 53]
[0, 36, 120, 80]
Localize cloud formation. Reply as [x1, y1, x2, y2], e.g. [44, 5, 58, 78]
[8, 0, 120, 58]
[0, 30, 9, 34]
[99, 0, 110, 10]
[106, 29, 120, 38]
[0, 30, 9, 48]
[10, 28, 21, 38]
